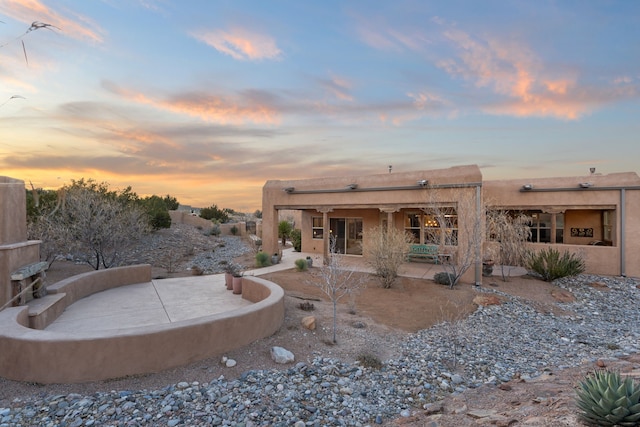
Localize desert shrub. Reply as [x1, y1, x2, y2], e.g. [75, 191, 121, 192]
[365, 225, 413, 288]
[255, 251, 271, 267]
[294, 258, 308, 271]
[290, 228, 302, 252]
[209, 225, 221, 236]
[230, 225, 239, 235]
[433, 272, 457, 287]
[526, 247, 585, 281]
[575, 370, 640, 426]
[298, 301, 315, 311]
[357, 354, 383, 370]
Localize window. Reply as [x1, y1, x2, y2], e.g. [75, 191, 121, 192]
[312, 217, 323, 239]
[526, 211, 564, 243]
[405, 208, 458, 245]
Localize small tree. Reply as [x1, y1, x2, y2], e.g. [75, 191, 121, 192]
[307, 236, 366, 343]
[200, 204, 229, 223]
[278, 220, 292, 247]
[365, 225, 413, 288]
[424, 186, 483, 288]
[485, 209, 532, 281]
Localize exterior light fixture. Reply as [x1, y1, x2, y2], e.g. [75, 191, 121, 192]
[522, 184, 533, 190]
[417, 179, 428, 187]
[579, 182, 592, 188]
[283, 187, 295, 193]
[346, 183, 358, 190]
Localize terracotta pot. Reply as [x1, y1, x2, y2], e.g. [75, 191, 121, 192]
[225, 273, 233, 290]
[232, 276, 242, 294]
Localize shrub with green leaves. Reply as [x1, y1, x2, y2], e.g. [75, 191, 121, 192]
[294, 258, 308, 271]
[290, 229, 302, 252]
[230, 225, 239, 235]
[255, 251, 271, 267]
[575, 370, 640, 426]
[433, 272, 457, 287]
[526, 247, 585, 281]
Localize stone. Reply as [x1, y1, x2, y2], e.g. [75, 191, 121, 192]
[473, 295, 501, 306]
[225, 358, 237, 368]
[550, 289, 575, 303]
[270, 346, 295, 364]
[301, 316, 316, 330]
[467, 409, 497, 419]
[589, 281, 609, 289]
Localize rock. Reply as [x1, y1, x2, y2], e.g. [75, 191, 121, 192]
[589, 281, 609, 289]
[473, 295, 501, 306]
[498, 383, 512, 391]
[596, 359, 606, 368]
[270, 346, 295, 364]
[225, 358, 237, 368]
[301, 316, 316, 330]
[550, 289, 575, 303]
[467, 409, 497, 419]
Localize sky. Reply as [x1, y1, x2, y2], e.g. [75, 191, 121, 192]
[1, 1, 639, 212]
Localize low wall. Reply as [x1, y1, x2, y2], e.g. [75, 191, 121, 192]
[0, 271, 284, 384]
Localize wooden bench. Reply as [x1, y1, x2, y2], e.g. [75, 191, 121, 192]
[408, 244, 439, 263]
[407, 244, 452, 264]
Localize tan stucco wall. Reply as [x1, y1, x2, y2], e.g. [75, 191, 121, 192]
[484, 171, 640, 277]
[0, 271, 284, 384]
[0, 177, 41, 309]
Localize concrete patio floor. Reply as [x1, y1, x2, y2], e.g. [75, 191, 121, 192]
[43, 248, 454, 333]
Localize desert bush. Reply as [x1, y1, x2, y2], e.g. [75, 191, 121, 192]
[230, 225, 239, 235]
[294, 258, 308, 271]
[433, 272, 457, 287]
[298, 301, 315, 311]
[575, 370, 640, 426]
[357, 354, 383, 370]
[209, 225, 221, 236]
[365, 225, 413, 288]
[290, 229, 302, 252]
[255, 251, 271, 267]
[526, 247, 585, 281]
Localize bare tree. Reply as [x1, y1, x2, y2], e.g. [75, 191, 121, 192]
[307, 236, 366, 343]
[29, 182, 150, 270]
[424, 186, 483, 288]
[485, 209, 532, 281]
[365, 225, 413, 288]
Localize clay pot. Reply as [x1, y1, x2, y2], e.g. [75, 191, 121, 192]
[232, 276, 242, 294]
[225, 273, 233, 290]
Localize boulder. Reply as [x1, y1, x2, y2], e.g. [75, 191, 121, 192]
[301, 316, 316, 330]
[270, 346, 295, 364]
[473, 295, 501, 306]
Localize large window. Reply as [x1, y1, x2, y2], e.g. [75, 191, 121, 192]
[526, 211, 564, 243]
[404, 208, 458, 245]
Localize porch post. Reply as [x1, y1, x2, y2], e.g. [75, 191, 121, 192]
[318, 207, 333, 264]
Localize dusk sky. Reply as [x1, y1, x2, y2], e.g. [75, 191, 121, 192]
[1, 1, 638, 211]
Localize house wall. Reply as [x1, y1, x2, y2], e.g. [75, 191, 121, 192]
[484, 171, 640, 277]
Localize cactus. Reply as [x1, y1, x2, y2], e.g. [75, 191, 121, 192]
[575, 370, 640, 426]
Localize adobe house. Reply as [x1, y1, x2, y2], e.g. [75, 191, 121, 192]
[262, 165, 640, 283]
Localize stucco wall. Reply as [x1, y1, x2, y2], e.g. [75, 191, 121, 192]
[0, 272, 284, 384]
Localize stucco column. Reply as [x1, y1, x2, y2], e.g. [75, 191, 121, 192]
[550, 214, 557, 244]
[379, 207, 399, 232]
[317, 207, 333, 264]
[262, 206, 279, 257]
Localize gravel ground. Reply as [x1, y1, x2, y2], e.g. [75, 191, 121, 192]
[1, 223, 639, 426]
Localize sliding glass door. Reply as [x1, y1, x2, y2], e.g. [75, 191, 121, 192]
[329, 218, 363, 255]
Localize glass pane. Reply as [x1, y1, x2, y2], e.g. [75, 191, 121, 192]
[312, 217, 323, 227]
[312, 228, 323, 239]
[556, 214, 564, 229]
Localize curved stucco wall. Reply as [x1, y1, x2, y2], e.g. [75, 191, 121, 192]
[0, 269, 284, 384]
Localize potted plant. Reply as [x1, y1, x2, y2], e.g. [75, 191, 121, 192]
[223, 263, 239, 290]
[271, 252, 279, 265]
[232, 271, 243, 294]
[482, 259, 495, 277]
[306, 256, 313, 268]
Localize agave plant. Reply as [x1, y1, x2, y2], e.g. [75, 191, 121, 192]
[575, 370, 640, 426]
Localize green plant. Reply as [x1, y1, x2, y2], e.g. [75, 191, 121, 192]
[255, 251, 271, 267]
[290, 228, 302, 252]
[526, 247, 586, 281]
[278, 220, 292, 246]
[230, 225, 239, 235]
[294, 258, 308, 271]
[223, 262, 241, 276]
[357, 354, 383, 370]
[575, 370, 640, 426]
[433, 272, 457, 287]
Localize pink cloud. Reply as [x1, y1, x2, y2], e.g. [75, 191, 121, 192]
[0, 0, 105, 43]
[191, 27, 281, 61]
[102, 81, 281, 125]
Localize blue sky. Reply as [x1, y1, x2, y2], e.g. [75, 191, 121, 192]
[1, 0, 638, 211]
